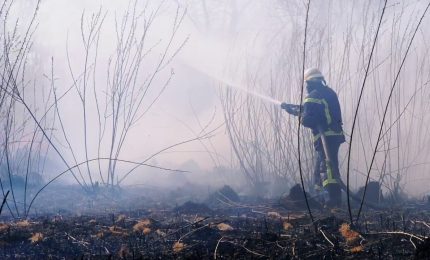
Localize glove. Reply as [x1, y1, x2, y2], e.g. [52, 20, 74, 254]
[281, 102, 301, 116]
[281, 102, 289, 110]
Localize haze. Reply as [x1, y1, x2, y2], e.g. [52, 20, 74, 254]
[4, 0, 430, 199]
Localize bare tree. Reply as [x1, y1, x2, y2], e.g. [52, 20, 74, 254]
[0, 0, 59, 217]
[61, 1, 188, 189]
[0, 0, 193, 217]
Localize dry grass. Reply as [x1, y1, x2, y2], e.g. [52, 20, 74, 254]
[108, 226, 129, 236]
[339, 223, 360, 245]
[143, 227, 151, 235]
[173, 242, 185, 253]
[283, 222, 293, 231]
[330, 208, 342, 214]
[194, 216, 206, 222]
[115, 214, 127, 223]
[350, 245, 364, 253]
[156, 229, 166, 237]
[16, 220, 31, 228]
[217, 223, 234, 231]
[267, 212, 282, 219]
[29, 233, 43, 244]
[95, 231, 105, 239]
[133, 219, 151, 233]
[0, 223, 9, 233]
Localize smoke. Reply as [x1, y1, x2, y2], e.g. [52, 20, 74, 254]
[6, 0, 430, 198]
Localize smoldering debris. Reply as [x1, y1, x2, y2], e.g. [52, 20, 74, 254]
[356, 181, 383, 205]
[174, 201, 213, 215]
[205, 185, 240, 208]
[279, 184, 323, 210]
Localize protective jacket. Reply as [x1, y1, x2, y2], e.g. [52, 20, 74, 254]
[301, 84, 345, 151]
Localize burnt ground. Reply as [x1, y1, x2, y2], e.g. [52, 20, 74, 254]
[1, 184, 430, 259]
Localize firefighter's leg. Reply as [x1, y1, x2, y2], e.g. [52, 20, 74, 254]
[323, 142, 342, 207]
[327, 184, 341, 207]
[313, 149, 324, 190]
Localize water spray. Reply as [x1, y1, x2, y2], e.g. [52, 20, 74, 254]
[184, 62, 282, 106]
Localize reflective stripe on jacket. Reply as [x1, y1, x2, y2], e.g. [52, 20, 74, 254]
[301, 85, 345, 149]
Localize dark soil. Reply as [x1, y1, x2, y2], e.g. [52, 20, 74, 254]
[174, 201, 213, 215]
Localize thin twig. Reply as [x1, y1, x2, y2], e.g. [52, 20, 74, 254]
[356, 2, 430, 223]
[319, 228, 335, 247]
[409, 236, 416, 249]
[165, 217, 209, 238]
[413, 220, 430, 230]
[297, 0, 314, 227]
[365, 231, 426, 242]
[0, 190, 10, 216]
[346, 0, 388, 226]
[213, 236, 224, 259]
[178, 223, 210, 242]
[225, 240, 267, 258]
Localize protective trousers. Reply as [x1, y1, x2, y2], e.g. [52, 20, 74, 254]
[313, 140, 342, 207]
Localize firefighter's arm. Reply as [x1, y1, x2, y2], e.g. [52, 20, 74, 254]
[301, 98, 325, 128]
[281, 102, 302, 116]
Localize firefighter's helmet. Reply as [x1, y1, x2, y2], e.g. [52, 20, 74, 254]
[304, 68, 324, 81]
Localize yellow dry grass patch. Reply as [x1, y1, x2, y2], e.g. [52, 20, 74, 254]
[350, 245, 364, 253]
[108, 226, 129, 236]
[95, 231, 105, 239]
[0, 223, 9, 233]
[133, 219, 151, 233]
[330, 208, 342, 214]
[339, 223, 360, 245]
[143, 227, 151, 235]
[194, 216, 206, 222]
[29, 233, 43, 244]
[283, 222, 293, 231]
[115, 214, 127, 223]
[267, 212, 282, 219]
[173, 241, 185, 253]
[217, 223, 234, 231]
[16, 220, 31, 228]
[285, 213, 306, 220]
[156, 229, 166, 237]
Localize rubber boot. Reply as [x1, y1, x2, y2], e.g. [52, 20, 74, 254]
[326, 183, 341, 207]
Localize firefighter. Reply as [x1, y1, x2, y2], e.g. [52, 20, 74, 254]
[281, 68, 345, 207]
